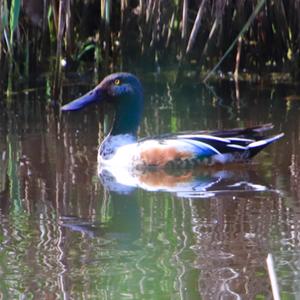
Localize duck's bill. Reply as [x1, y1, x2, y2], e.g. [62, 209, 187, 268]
[61, 88, 103, 111]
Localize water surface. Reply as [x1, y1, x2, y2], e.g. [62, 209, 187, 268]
[0, 76, 299, 299]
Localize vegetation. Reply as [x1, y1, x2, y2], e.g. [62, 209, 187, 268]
[1, 0, 300, 91]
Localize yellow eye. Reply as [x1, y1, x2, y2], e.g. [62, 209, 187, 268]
[114, 79, 121, 85]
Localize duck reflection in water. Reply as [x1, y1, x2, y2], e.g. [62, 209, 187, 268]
[98, 164, 277, 197]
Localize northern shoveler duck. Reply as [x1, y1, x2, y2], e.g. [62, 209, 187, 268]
[61, 72, 284, 170]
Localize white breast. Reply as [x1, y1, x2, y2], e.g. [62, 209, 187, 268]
[98, 134, 138, 168]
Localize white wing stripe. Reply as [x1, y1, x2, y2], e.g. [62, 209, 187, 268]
[226, 144, 247, 150]
[228, 137, 254, 142]
[248, 140, 268, 148]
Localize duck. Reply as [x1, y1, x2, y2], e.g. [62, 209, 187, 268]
[61, 72, 284, 170]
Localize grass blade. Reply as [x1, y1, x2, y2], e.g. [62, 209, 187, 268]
[9, 0, 21, 47]
[266, 254, 281, 300]
[186, 0, 208, 54]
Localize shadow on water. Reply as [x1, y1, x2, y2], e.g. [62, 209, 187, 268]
[0, 76, 300, 299]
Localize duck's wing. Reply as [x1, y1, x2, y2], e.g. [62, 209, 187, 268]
[137, 124, 284, 166]
[174, 132, 284, 160]
[205, 123, 275, 138]
[140, 123, 275, 142]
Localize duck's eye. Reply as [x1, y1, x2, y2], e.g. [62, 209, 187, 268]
[114, 79, 121, 85]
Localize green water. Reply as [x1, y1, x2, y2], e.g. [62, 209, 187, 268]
[0, 75, 299, 299]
